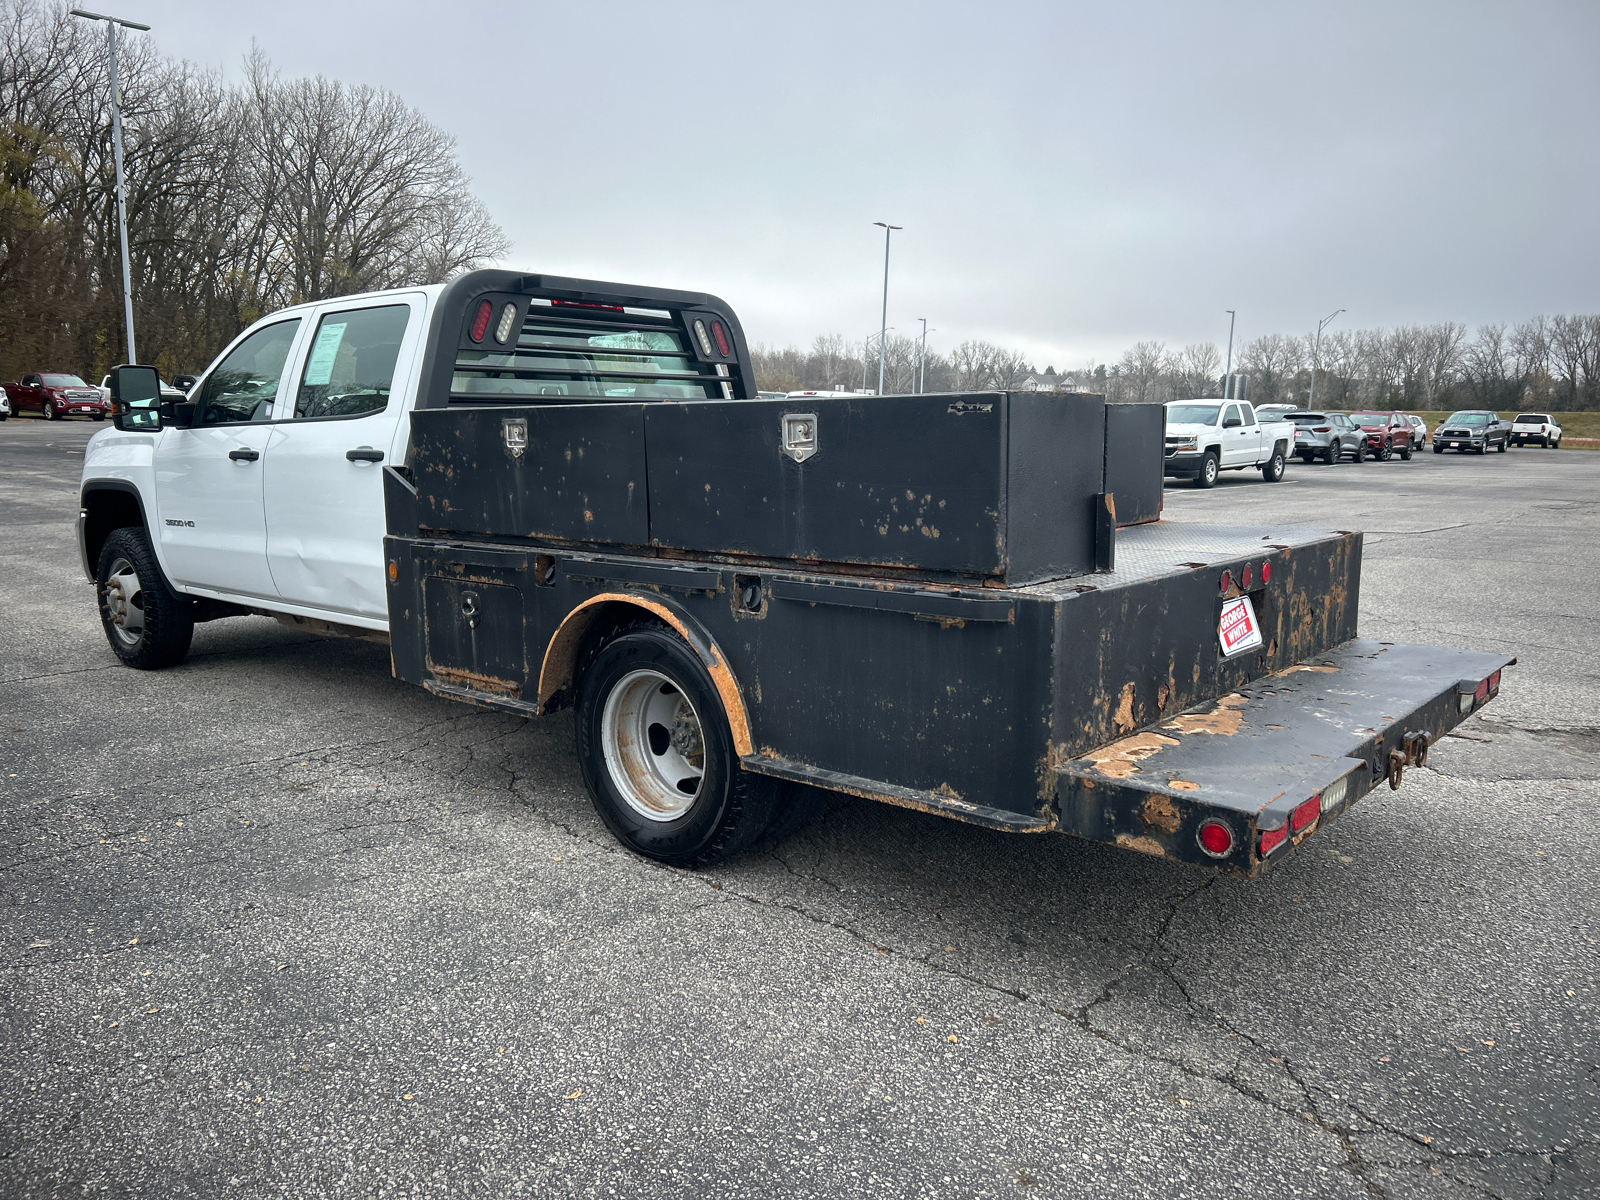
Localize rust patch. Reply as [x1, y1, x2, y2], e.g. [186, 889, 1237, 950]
[1156, 681, 1171, 711]
[1277, 664, 1338, 675]
[1112, 682, 1137, 734]
[1114, 833, 1169, 858]
[1168, 778, 1200, 791]
[1140, 793, 1182, 834]
[426, 663, 523, 698]
[1082, 731, 1179, 779]
[1164, 693, 1247, 736]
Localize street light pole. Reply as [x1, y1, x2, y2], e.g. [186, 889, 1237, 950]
[917, 318, 933, 394]
[872, 221, 901, 395]
[1223, 309, 1236, 397]
[1307, 307, 1345, 410]
[71, 8, 148, 365]
[861, 329, 890, 392]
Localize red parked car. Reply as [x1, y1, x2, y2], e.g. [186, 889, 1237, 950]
[3, 372, 109, 421]
[1348, 410, 1417, 461]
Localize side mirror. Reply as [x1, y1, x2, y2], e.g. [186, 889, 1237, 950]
[1223, 416, 1242, 428]
[108, 365, 163, 432]
[171, 374, 198, 393]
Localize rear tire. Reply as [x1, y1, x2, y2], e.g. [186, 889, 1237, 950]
[1260, 449, 1286, 482]
[1497, 437, 1507, 452]
[1193, 451, 1219, 488]
[96, 526, 194, 669]
[575, 623, 788, 866]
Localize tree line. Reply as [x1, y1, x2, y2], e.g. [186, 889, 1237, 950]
[754, 317, 1600, 413]
[0, 0, 506, 384]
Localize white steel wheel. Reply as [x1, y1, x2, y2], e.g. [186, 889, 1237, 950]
[101, 556, 145, 647]
[600, 668, 706, 821]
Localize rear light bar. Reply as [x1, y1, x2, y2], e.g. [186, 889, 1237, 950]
[1259, 825, 1288, 856]
[1458, 668, 1503, 714]
[1220, 559, 1273, 594]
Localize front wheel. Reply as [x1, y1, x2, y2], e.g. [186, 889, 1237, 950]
[1260, 449, 1286, 482]
[576, 624, 789, 866]
[41, 402, 57, 421]
[96, 527, 194, 669]
[1192, 451, 1220, 488]
[1376, 440, 1392, 462]
[1433, 445, 1444, 454]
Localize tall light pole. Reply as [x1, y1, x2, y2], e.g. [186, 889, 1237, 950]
[861, 329, 891, 392]
[917, 318, 934, 394]
[872, 221, 901, 395]
[1307, 307, 1345, 410]
[1223, 309, 1236, 397]
[71, 8, 148, 365]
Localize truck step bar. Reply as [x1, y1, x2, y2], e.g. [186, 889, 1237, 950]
[1056, 639, 1514, 877]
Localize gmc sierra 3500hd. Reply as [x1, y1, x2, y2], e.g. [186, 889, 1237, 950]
[84, 270, 1512, 878]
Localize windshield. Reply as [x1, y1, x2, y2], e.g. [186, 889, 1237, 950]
[1351, 412, 1389, 425]
[1166, 403, 1220, 424]
[1515, 414, 1548, 423]
[41, 374, 88, 387]
[1447, 413, 1490, 426]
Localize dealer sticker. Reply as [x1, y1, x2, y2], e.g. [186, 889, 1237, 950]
[1219, 595, 1264, 657]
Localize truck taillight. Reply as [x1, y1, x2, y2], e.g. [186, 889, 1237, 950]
[1197, 819, 1233, 857]
[494, 302, 518, 344]
[693, 319, 714, 357]
[1241, 564, 1254, 590]
[1291, 796, 1319, 832]
[1260, 560, 1271, 584]
[1260, 825, 1288, 856]
[711, 320, 730, 357]
[1219, 570, 1233, 595]
[469, 299, 493, 342]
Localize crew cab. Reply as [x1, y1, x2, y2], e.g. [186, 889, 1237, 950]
[1347, 410, 1417, 461]
[1434, 411, 1509, 454]
[81, 271, 1511, 880]
[5, 372, 108, 420]
[1162, 399, 1292, 487]
[1510, 413, 1562, 448]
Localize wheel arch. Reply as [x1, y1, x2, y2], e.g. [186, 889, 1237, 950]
[537, 592, 753, 756]
[80, 481, 149, 581]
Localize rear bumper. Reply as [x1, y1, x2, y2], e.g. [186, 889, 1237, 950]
[1055, 638, 1514, 877]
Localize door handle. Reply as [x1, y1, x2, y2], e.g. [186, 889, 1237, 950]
[346, 447, 384, 462]
[228, 448, 260, 462]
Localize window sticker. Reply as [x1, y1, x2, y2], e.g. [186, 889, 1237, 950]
[303, 322, 348, 386]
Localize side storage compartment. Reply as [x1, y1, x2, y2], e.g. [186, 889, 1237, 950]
[1103, 402, 1165, 527]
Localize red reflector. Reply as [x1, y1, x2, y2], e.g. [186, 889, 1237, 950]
[1241, 564, 1254, 590]
[1488, 669, 1501, 692]
[1197, 820, 1233, 857]
[1219, 570, 1232, 594]
[1475, 677, 1490, 701]
[469, 299, 493, 342]
[1260, 560, 1271, 584]
[1260, 825, 1288, 855]
[711, 320, 730, 357]
[1291, 796, 1320, 832]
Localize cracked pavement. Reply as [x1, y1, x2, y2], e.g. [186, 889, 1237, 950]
[2, 421, 1595, 1199]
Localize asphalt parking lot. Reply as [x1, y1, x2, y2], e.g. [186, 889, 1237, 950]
[2, 418, 1596, 1200]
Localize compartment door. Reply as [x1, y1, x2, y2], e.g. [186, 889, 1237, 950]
[421, 577, 530, 699]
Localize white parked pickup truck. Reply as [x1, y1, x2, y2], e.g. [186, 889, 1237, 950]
[1509, 413, 1562, 448]
[1162, 399, 1292, 488]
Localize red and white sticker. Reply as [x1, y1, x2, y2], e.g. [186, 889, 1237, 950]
[1219, 595, 1264, 656]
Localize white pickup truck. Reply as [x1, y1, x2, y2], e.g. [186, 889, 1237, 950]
[1162, 399, 1292, 488]
[1509, 413, 1563, 448]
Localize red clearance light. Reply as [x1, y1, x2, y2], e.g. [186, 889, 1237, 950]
[469, 299, 493, 342]
[1197, 819, 1233, 857]
[1488, 669, 1501, 692]
[1474, 677, 1490, 702]
[1291, 796, 1320, 832]
[1219, 570, 1233, 595]
[1260, 560, 1272, 584]
[1259, 825, 1288, 856]
[711, 320, 730, 357]
[1241, 564, 1254, 590]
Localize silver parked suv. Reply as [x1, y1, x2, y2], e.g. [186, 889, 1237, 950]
[1286, 410, 1368, 463]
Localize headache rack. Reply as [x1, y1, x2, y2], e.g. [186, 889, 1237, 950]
[415, 270, 756, 410]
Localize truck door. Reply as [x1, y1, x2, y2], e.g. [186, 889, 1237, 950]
[262, 295, 423, 622]
[152, 317, 304, 599]
[1219, 403, 1250, 466]
[1239, 402, 1264, 462]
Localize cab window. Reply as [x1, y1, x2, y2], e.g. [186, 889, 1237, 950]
[294, 304, 410, 420]
[1240, 403, 1255, 424]
[197, 320, 302, 425]
[1222, 404, 1241, 426]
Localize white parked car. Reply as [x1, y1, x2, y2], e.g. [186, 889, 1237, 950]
[1162, 399, 1293, 488]
[1509, 413, 1562, 448]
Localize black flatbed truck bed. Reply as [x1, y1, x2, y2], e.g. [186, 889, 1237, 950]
[378, 270, 1512, 877]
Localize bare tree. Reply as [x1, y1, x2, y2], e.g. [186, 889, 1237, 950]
[1117, 340, 1166, 402]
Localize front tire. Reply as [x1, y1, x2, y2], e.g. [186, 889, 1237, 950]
[1260, 449, 1286, 482]
[41, 402, 57, 421]
[576, 623, 788, 866]
[1193, 451, 1219, 488]
[96, 527, 194, 669]
[1353, 441, 1367, 462]
[1376, 439, 1392, 462]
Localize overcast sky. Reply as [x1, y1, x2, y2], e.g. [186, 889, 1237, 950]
[123, 0, 1597, 368]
